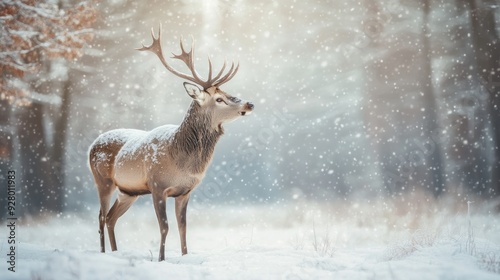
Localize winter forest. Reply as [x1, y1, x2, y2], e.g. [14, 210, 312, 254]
[1, 0, 500, 279]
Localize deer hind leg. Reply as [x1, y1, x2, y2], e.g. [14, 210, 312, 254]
[99, 196, 110, 253]
[152, 191, 168, 261]
[94, 176, 116, 253]
[106, 191, 138, 251]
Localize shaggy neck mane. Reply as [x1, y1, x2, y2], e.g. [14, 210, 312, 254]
[171, 101, 224, 173]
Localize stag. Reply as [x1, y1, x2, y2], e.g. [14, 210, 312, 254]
[88, 25, 254, 261]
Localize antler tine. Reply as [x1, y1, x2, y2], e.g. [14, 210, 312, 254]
[187, 38, 206, 86]
[136, 25, 160, 52]
[224, 62, 239, 84]
[178, 35, 185, 53]
[214, 61, 239, 87]
[207, 56, 213, 82]
[211, 59, 227, 83]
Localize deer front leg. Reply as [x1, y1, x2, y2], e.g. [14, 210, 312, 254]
[175, 194, 190, 255]
[152, 192, 169, 261]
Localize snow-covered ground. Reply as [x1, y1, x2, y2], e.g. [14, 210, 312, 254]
[1, 197, 500, 279]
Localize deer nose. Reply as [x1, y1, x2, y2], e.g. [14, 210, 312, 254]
[246, 102, 254, 110]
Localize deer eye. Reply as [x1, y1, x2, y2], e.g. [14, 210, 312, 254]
[216, 98, 224, 103]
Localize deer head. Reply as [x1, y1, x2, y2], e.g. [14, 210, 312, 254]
[137, 25, 254, 129]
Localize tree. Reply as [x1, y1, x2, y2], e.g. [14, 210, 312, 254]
[362, 0, 446, 196]
[0, 0, 96, 217]
[1, 0, 96, 103]
[432, 0, 493, 197]
[467, 0, 500, 197]
[420, 0, 446, 195]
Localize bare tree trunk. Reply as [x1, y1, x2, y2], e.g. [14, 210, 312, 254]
[362, 0, 403, 196]
[17, 103, 58, 217]
[467, 0, 500, 197]
[0, 100, 16, 219]
[422, 0, 446, 196]
[50, 70, 73, 210]
[434, 0, 492, 197]
[362, 0, 446, 196]
[16, 66, 70, 217]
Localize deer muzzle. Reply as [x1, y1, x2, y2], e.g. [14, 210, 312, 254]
[239, 102, 254, 116]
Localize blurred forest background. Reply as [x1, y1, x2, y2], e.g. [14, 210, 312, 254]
[1, 0, 499, 217]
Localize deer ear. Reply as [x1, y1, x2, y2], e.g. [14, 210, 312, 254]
[183, 82, 204, 102]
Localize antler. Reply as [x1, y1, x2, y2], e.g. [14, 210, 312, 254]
[137, 24, 239, 89]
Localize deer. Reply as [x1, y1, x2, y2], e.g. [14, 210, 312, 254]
[88, 25, 254, 261]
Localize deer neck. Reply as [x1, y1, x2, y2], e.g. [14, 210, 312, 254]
[171, 101, 223, 173]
